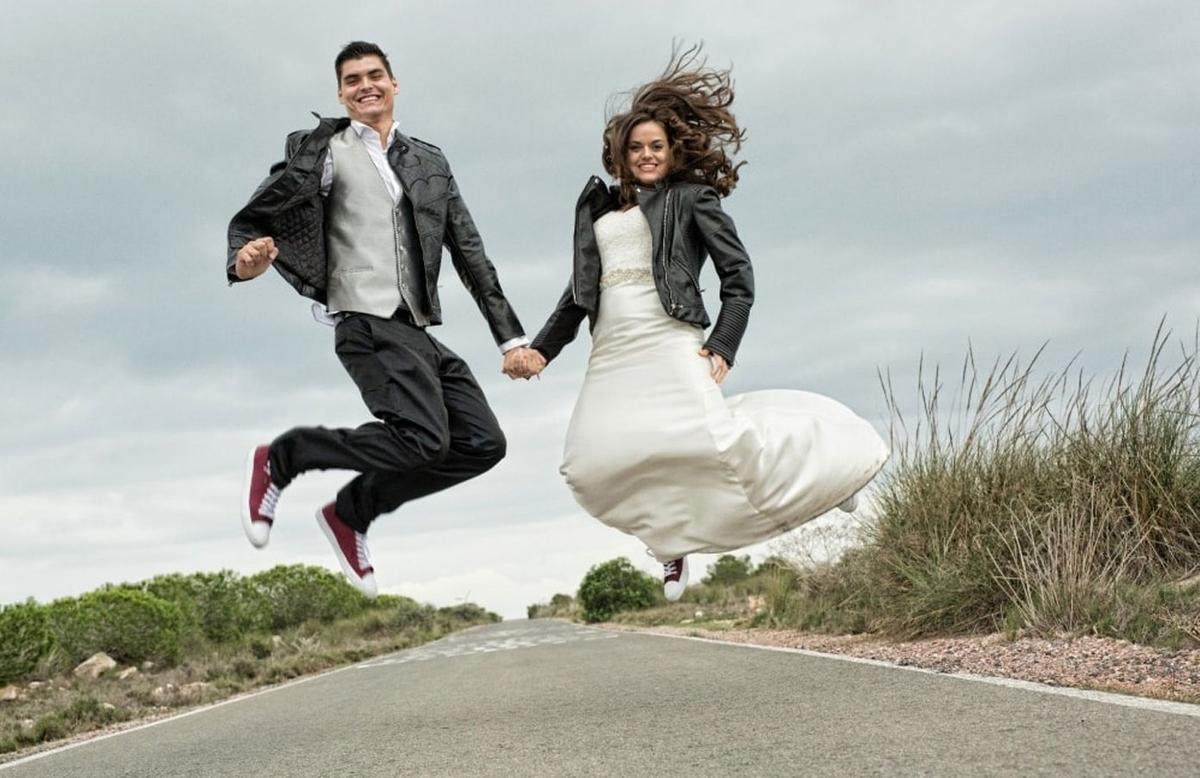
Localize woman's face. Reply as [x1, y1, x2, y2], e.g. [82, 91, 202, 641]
[626, 120, 671, 186]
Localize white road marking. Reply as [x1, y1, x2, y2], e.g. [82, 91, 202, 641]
[355, 623, 618, 669]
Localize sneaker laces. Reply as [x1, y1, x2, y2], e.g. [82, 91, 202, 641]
[259, 474, 281, 520]
[355, 533, 372, 570]
[663, 559, 678, 577]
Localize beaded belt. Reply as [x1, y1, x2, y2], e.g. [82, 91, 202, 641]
[599, 268, 654, 290]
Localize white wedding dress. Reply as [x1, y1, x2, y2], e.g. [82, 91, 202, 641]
[560, 206, 889, 562]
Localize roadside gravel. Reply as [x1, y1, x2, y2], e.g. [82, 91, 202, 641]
[608, 625, 1200, 704]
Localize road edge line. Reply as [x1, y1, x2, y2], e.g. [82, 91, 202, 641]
[0, 662, 359, 771]
[632, 629, 1200, 719]
[0, 623, 509, 771]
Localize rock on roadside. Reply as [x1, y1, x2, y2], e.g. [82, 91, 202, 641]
[1, 685, 27, 703]
[74, 653, 117, 680]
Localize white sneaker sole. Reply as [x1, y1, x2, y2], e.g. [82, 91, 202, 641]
[241, 446, 270, 549]
[315, 508, 378, 599]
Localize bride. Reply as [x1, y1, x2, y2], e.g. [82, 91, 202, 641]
[513, 46, 888, 601]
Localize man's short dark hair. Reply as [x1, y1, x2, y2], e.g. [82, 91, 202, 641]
[335, 41, 393, 83]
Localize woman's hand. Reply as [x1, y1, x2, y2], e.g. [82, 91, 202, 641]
[699, 349, 729, 384]
[503, 347, 548, 380]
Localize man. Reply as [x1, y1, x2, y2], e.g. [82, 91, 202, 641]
[226, 41, 535, 597]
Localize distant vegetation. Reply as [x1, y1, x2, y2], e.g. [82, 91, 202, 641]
[535, 329, 1200, 648]
[528, 553, 792, 627]
[0, 565, 498, 756]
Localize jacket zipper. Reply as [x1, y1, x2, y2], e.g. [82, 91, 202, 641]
[660, 189, 678, 312]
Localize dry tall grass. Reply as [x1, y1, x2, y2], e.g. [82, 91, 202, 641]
[786, 324, 1200, 644]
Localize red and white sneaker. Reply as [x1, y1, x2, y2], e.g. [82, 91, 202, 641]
[316, 503, 378, 598]
[242, 445, 281, 549]
[663, 557, 688, 602]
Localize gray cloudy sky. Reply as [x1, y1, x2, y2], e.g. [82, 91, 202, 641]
[1, 1, 1196, 618]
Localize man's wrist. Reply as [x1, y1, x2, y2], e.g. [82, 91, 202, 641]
[500, 336, 530, 354]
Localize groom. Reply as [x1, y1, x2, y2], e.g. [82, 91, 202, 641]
[226, 41, 536, 597]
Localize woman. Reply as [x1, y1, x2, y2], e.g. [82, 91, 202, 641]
[516, 47, 888, 600]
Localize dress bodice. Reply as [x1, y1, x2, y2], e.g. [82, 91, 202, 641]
[595, 207, 654, 290]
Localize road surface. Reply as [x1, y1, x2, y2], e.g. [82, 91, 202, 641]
[4, 619, 1199, 776]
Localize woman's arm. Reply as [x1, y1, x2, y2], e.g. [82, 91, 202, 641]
[530, 278, 589, 365]
[693, 186, 755, 367]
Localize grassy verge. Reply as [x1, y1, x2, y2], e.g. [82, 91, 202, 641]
[0, 573, 497, 759]
[780, 326, 1200, 645]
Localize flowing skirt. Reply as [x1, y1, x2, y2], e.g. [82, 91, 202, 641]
[560, 282, 889, 561]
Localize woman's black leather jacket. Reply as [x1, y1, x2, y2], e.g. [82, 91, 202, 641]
[531, 176, 754, 366]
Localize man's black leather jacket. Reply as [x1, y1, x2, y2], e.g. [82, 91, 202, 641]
[226, 115, 525, 347]
[531, 177, 754, 365]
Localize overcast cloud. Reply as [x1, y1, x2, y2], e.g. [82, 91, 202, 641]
[1, 1, 1196, 618]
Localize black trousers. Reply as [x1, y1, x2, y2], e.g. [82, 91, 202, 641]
[269, 313, 506, 533]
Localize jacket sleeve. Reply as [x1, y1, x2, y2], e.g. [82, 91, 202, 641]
[442, 170, 526, 347]
[225, 132, 307, 284]
[530, 278, 588, 364]
[694, 186, 754, 365]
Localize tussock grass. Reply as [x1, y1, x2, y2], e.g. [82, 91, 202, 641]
[786, 324, 1200, 643]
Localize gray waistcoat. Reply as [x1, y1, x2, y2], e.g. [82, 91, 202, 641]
[325, 127, 428, 323]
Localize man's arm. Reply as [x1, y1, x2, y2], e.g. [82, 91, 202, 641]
[233, 237, 279, 280]
[441, 172, 527, 348]
[225, 130, 314, 284]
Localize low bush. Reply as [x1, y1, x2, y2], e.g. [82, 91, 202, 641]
[578, 558, 659, 623]
[527, 593, 578, 619]
[249, 565, 369, 630]
[436, 603, 501, 627]
[46, 588, 183, 666]
[702, 554, 753, 586]
[141, 571, 269, 647]
[0, 600, 53, 684]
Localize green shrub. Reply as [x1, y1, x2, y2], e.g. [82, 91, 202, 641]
[436, 603, 500, 626]
[527, 593, 578, 619]
[702, 554, 752, 586]
[0, 600, 53, 684]
[578, 558, 659, 623]
[46, 588, 183, 665]
[247, 636, 274, 659]
[141, 571, 269, 646]
[249, 565, 369, 630]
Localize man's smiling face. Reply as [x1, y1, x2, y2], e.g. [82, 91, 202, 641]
[337, 55, 397, 125]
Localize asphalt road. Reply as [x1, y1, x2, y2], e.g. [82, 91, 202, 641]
[4, 619, 1199, 776]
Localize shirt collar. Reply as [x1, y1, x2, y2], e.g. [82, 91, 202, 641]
[349, 119, 400, 148]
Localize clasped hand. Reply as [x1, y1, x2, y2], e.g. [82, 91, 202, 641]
[502, 347, 547, 380]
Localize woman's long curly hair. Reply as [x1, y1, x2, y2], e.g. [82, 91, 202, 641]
[603, 44, 747, 206]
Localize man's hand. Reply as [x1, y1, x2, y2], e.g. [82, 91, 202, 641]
[235, 237, 279, 280]
[503, 347, 547, 380]
[699, 348, 730, 384]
